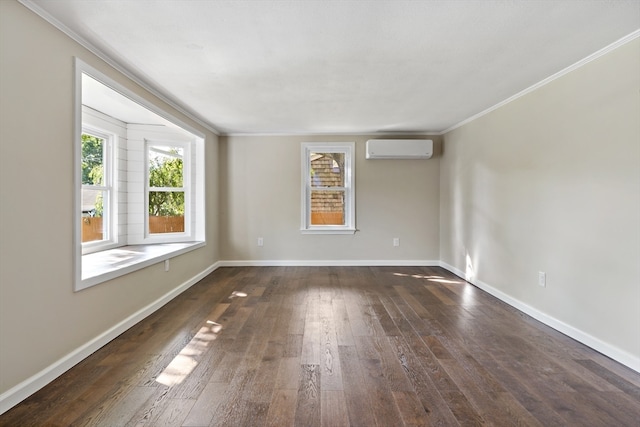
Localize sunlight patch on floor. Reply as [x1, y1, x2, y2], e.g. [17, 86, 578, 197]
[155, 302, 231, 387]
[392, 272, 463, 284]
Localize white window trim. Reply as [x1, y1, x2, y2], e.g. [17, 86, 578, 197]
[301, 142, 356, 234]
[74, 58, 206, 292]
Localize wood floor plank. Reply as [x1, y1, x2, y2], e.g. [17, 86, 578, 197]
[439, 357, 535, 426]
[359, 357, 404, 425]
[210, 299, 277, 425]
[149, 398, 195, 427]
[574, 390, 640, 426]
[319, 307, 344, 391]
[354, 335, 382, 361]
[367, 294, 403, 336]
[226, 304, 267, 353]
[321, 390, 349, 427]
[424, 283, 457, 306]
[575, 358, 640, 398]
[294, 364, 321, 427]
[275, 356, 303, 390]
[374, 335, 415, 392]
[164, 340, 228, 400]
[283, 333, 303, 358]
[182, 382, 227, 427]
[392, 391, 431, 427]
[40, 380, 115, 427]
[265, 388, 298, 427]
[127, 385, 174, 426]
[552, 391, 628, 426]
[331, 298, 355, 346]
[338, 345, 377, 427]
[2, 266, 639, 427]
[387, 335, 460, 426]
[288, 298, 307, 336]
[268, 295, 294, 345]
[235, 401, 270, 427]
[301, 320, 322, 365]
[390, 287, 442, 336]
[475, 353, 570, 426]
[248, 341, 283, 404]
[207, 368, 258, 427]
[77, 385, 158, 427]
[0, 355, 108, 423]
[581, 351, 640, 388]
[400, 333, 483, 424]
[343, 283, 381, 337]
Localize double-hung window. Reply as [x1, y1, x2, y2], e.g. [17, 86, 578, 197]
[301, 142, 356, 234]
[146, 142, 189, 238]
[81, 128, 116, 253]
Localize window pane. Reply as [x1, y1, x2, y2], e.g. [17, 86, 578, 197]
[310, 189, 345, 225]
[310, 152, 344, 187]
[149, 191, 185, 233]
[81, 189, 106, 242]
[82, 134, 104, 186]
[149, 146, 183, 187]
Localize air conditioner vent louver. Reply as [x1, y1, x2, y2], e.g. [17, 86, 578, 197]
[365, 139, 433, 159]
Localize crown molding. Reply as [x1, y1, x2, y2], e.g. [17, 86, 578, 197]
[442, 29, 640, 135]
[221, 130, 440, 137]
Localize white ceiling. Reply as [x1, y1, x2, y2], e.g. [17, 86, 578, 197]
[82, 73, 172, 126]
[25, 0, 640, 135]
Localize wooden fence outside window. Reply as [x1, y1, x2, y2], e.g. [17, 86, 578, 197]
[81, 216, 184, 242]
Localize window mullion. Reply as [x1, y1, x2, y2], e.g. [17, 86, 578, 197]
[149, 186, 185, 192]
[82, 184, 109, 191]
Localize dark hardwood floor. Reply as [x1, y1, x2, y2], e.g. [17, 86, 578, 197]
[1, 266, 639, 426]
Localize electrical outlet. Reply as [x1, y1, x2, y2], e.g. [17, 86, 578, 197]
[393, 237, 400, 247]
[257, 237, 264, 247]
[538, 271, 546, 287]
[164, 259, 170, 272]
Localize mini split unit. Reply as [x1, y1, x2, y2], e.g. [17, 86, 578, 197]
[365, 139, 433, 159]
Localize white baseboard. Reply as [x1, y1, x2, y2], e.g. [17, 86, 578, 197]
[0, 261, 221, 416]
[439, 261, 640, 374]
[218, 259, 440, 267]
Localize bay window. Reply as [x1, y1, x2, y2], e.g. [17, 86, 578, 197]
[75, 58, 205, 291]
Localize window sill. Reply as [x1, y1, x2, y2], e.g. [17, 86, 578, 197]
[78, 241, 205, 291]
[300, 228, 356, 235]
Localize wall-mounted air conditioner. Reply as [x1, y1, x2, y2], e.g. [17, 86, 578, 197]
[365, 139, 433, 159]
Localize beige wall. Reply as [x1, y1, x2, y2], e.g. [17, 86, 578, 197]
[0, 0, 219, 396]
[220, 134, 441, 262]
[440, 39, 640, 361]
